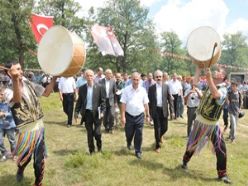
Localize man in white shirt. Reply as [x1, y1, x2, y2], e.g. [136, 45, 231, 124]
[58, 76, 76, 127]
[168, 73, 183, 119]
[120, 72, 149, 159]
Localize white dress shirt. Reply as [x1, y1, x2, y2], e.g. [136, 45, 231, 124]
[105, 79, 110, 98]
[156, 83, 162, 107]
[168, 79, 182, 95]
[120, 85, 149, 116]
[58, 77, 76, 93]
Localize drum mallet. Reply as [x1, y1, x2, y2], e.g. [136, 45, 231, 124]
[208, 42, 218, 68]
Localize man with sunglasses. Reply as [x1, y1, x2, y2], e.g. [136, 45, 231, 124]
[148, 70, 174, 153]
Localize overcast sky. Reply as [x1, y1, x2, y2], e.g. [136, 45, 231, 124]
[75, 0, 248, 42]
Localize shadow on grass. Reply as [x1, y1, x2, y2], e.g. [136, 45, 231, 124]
[44, 120, 66, 126]
[113, 148, 133, 156]
[163, 165, 217, 183]
[53, 149, 80, 156]
[172, 121, 187, 126]
[0, 174, 33, 186]
[129, 159, 217, 183]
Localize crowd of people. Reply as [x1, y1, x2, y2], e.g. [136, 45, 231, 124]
[0, 64, 246, 185]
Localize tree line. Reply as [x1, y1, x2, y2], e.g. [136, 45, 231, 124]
[0, 0, 248, 75]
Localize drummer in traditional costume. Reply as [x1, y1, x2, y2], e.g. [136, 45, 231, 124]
[181, 65, 231, 184]
[181, 26, 231, 184]
[6, 61, 57, 186]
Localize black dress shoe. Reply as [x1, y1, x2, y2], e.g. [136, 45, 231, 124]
[97, 147, 102, 153]
[135, 153, 142, 159]
[181, 162, 188, 169]
[127, 144, 131, 150]
[219, 176, 232, 184]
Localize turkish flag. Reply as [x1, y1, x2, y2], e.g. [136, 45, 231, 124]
[30, 13, 54, 43]
[91, 24, 123, 56]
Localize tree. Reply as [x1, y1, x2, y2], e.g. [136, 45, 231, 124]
[160, 31, 189, 75]
[86, 0, 161, 73]
[0, 0, 36, 67]
[35, 0, 84, 35]
[220, 32, 248, 71]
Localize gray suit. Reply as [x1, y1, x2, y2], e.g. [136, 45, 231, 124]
[75, 83, 106, 153]
[148, 83, 174, 149]
[99, 78, 116, 132]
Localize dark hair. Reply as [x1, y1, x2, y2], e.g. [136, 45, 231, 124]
[141, 73, 146, 77]
[5, 60, 19, 69]
[4, 60, 19, 77]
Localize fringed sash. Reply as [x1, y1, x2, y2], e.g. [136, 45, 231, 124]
[187, 119, 224, 155]
[14, 120, 46, 166]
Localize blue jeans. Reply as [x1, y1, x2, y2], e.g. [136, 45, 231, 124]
[0, 128, 16, 155]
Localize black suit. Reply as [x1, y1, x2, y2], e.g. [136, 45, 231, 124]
[148, 83, 174, 149]
[75, 83, 106, 153]
[99, 78, 116, 132]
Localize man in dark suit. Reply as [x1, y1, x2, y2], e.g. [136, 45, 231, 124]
[148, 70, 174, 153]
[75, 69, 106, 154]
[99, 69, 116, 133]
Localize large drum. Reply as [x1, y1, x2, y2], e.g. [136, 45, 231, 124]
[187, 26, 221, 67]
[38, 25, 86, 77]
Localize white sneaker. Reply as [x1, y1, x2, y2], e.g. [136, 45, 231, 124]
[0, 155, 7, 162]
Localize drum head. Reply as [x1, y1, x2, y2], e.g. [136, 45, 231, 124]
[38, 26, 74, 76]
[187, 26, 221, 62]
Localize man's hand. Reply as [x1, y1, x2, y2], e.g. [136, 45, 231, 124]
[171, 113, 175, 119]
[121, 115, 126, 128]
[74, 112, 79, 124]
[146, 115, 150, 123]
[0, 111, 5, 118]
[8, 65, 22, 81]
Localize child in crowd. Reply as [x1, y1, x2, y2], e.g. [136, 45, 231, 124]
[0, 85, 16, 161]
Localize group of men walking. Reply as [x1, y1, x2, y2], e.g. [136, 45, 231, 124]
[2, 61, 236, 185]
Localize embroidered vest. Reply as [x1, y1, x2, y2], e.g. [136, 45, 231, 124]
[197, 85, 225, 121]
[11, 80, 44, 128]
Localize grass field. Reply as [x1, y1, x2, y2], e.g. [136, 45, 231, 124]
[0, 93, 248, 186]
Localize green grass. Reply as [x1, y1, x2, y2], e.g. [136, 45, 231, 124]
[0, 93, 248, 186]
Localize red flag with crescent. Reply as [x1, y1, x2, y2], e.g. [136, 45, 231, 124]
[30, 13, 54, 43]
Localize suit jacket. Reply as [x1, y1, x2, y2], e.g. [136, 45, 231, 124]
[148, 83, 174, 118]
[99, 78, 116, 106]
[75, 83, 106, 120]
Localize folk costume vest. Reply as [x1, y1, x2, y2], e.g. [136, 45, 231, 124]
[197, 84, 225, 122]
[11, 79, 44, 128]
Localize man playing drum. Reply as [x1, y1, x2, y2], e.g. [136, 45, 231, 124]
[6, 61, 57, 186]
[181, 65, 231, 184]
